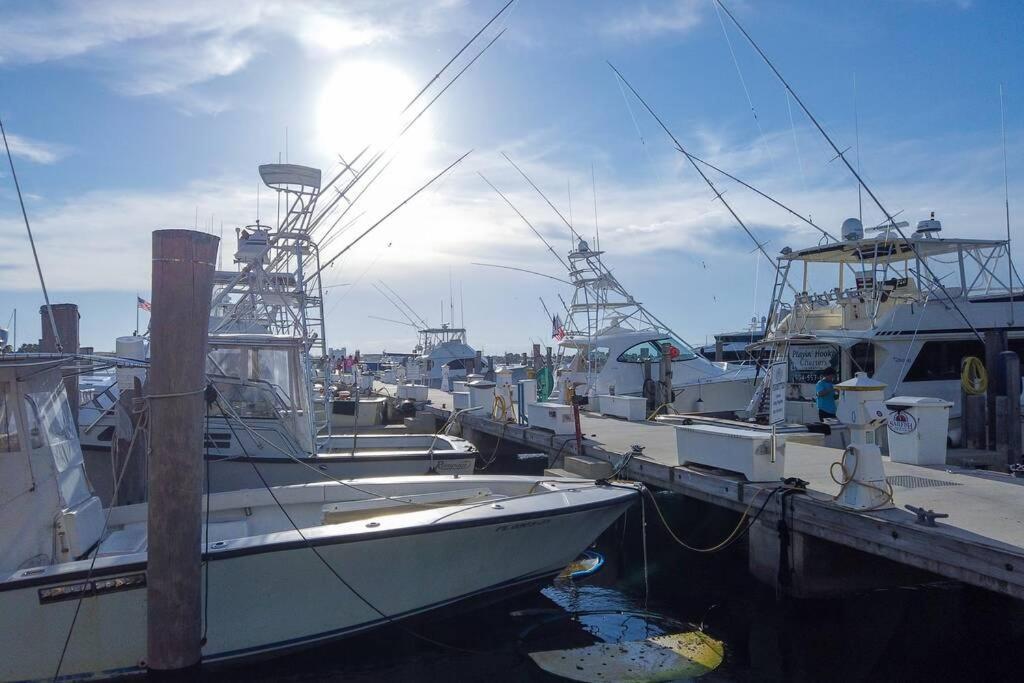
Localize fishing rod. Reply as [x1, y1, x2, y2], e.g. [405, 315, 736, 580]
[471, 262, 573, 285]
[402, 0, 516, 115]
[501, 152, 584, 244]
[309, 12, 509, 239]
[608, 63, 776, 269]
[305, 149, 473, 285]
[372, 283, 423, 329]
[368, 314, 419, 328]
[309, 27, 507, 253]
[713, 0, 984, 343]
[686, 152, 837, 242]
[0, 116, 61, 351]
[477, 172, 571, 271]
[377, 281, 430, 329]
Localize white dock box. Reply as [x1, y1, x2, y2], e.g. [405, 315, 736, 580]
[599, 394, 648, 421]
[452, 380, 468, 393]
[527, 402, 576, 435]
[885, 396, 953, 465]
[396, 383, 429, 401]
[674, 424, 796, 481]
[467, 380, 496, 411]
[453, 391, 471, 411]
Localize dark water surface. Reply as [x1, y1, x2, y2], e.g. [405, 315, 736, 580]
[214, 493, 1024, 682]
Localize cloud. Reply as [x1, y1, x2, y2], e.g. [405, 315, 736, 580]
[0, 132, 68, 164]
[601, 0, 704, 39]
[0, 1, 458, 106]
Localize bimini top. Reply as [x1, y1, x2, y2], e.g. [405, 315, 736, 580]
[782, 235, 1007, 265]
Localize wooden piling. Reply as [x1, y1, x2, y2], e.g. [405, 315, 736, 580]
[39, 303, 80, 423]
[146, 229, 218, 674]
[1001, 351, 1021, 464]
[985, 329, 1007, 449]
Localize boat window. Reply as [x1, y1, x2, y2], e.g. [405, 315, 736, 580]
[903, 340, 984, 382]
[849, 342, 875, 376]
[26, 385, 90, 507]
[0, 383, 20, 453]
[617, 337, 697, 364]
[589, 347, 611, 373]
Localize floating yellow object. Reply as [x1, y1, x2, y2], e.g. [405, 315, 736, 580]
[557, 550, 604, 580]
[529, 630, 724, 682]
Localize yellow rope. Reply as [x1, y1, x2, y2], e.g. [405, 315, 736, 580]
[829, 446, 895, 511]
[961, 356, 987, 395]
[642, 485, 768, 554]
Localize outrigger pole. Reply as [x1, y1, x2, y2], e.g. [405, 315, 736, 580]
[0, 116, 61, 351]
[714, 0, 984, 343]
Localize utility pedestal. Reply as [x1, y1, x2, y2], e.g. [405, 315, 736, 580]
[834, 372, 893, 510]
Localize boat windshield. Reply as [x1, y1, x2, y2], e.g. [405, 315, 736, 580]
[207, 345, 298, 417]
[617, 337, 697, 363]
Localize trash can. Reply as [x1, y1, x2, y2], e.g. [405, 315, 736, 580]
[885, 396, 953, 465]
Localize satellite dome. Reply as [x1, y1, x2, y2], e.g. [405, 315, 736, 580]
[841, 218, 864, 241]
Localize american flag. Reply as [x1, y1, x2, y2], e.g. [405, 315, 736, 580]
[137, 296, 151, 312]
[551, 314, 565, 341]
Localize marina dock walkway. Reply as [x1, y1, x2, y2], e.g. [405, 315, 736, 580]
[396, 384, 1024, 601]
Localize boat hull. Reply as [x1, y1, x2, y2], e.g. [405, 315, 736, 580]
[1, 481, 634, 681]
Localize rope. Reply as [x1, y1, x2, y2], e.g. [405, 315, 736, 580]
[829, 446, 895, 511]
[145, 387, 206, 400]
[961, 356, 988, 395]
[641, 483, 784, 554]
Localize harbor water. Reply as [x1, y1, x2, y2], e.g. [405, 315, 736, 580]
[212, 490, 1024, 682]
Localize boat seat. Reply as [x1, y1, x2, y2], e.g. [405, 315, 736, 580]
[58, 496, 106, 560]
[97, 524, 148, 557]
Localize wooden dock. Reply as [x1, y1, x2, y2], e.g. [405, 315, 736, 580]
[399, 384, 1024, 601]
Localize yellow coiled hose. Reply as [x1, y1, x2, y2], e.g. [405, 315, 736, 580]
[961, 356, 987, 395]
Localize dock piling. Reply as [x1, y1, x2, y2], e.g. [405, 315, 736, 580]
[146, 229, 219, 674]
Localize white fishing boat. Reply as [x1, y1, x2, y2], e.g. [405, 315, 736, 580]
[0, 357, 637, 681]
[204, 333, 477, 491]
[554, 239, 756, 413]
[748, 215, 1024, 442]
[77, 164, 479, 489]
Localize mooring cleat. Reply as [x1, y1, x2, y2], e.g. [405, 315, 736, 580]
[904, 504, 949, 527]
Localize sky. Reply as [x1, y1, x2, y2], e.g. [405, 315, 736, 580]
[1, 0, 1022, 355]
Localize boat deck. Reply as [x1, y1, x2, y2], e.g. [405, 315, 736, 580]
[402, 384, 1024, 600]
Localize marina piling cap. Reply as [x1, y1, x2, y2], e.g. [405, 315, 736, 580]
[836, 371, 886, 392]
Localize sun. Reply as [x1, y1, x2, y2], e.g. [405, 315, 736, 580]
[315, 61, 433, 169]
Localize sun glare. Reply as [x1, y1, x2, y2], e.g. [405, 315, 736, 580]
[315, 61, 433, 168]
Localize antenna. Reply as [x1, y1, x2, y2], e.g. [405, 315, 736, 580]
[460, 281, 465, 329]
[567, 178, 573, 231]
[0, 116, 61, 351]
[1001, 83, 1014, 324]
[854, 72, 863, 224]
[592, 163, 600, 252]
[449, 266, 455, 329]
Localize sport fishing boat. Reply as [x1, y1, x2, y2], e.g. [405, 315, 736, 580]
[554, 238, 756, 413]
[204, 333, 476, 492]
[747, 214, 1024, 443]
[0, 357, 637, 681]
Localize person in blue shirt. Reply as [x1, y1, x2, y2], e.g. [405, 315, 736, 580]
[815, 368, 838, 420]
